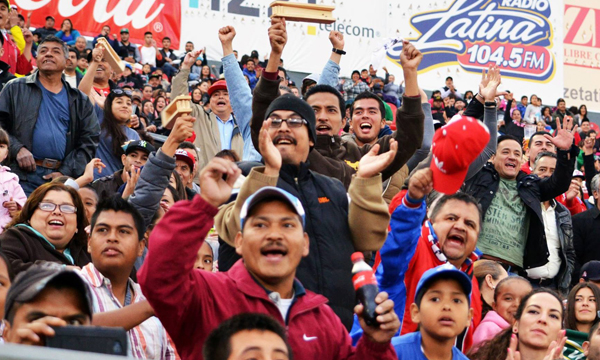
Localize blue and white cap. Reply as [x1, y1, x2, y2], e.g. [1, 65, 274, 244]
[415, 263, 472, 304]
[240, 187, 305, 229]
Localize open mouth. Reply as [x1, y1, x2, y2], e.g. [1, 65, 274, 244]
[260, 246, 288, 262]
[48, 220, 64, 227]
[446, 233, 465, 246]
[216, 100, 227, 106]
[316, 123, 332, 134]
[273, 135, 296, 146]
[358, 122, 373, 134]
[505, 162, 517, 169]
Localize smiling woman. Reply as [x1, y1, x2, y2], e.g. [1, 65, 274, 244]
[0, 183, 91, 275]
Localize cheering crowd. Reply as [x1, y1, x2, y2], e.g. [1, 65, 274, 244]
[0, 1, 597, 359]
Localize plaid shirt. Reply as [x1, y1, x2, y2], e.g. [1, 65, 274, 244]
[79, 263, 178, 360]
[343, 80, 369, 101]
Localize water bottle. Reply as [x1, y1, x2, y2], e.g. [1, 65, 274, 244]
[351, 252, 379, 327]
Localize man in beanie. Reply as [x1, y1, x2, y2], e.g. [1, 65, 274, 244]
[174, 48, 253, 170]
[215, 17, 395, 331]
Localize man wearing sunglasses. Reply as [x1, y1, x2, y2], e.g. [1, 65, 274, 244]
[215, 18, 395, 331]
[0, 35, 100, 196]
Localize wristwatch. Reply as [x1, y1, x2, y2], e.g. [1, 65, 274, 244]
[484, 101, 496, 107]
[332, 48, 346, 55]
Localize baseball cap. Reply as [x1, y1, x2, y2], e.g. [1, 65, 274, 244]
[175, 149, 196, 170]
[120, 28, 129, 34]
[208, 80, 228, 97]
[432, 95, 443, 102]
[45, 15, 55, 21]
[240, 187, 305, 229]
[149, 73, 161, 80]
[431, 115, 490, 195]
[581, 261, 600, 281]
[122, 140, 155, 156]
[125, 63, 133, 71]
[573, 170, 585, 179]
[415, 263, 472, 305]
[5, 263, 93, 320]
[265, 93, 317, 146]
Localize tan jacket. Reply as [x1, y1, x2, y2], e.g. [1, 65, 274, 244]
[215, 167, 390, 252]
[171, 68, 244, 170]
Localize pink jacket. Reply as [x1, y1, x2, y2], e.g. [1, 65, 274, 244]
[0, 166, 26, 233]
[472, 310, 510, 347]
[138, 195, 397, 360]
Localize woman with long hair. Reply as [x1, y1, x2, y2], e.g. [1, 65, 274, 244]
[578, 105, 590, 125]
[55, 19, 81, 46]
[474, 260, 509, 318]
[468, 288, 566, 360]
[191, 88, 203, 105]
[0, 183, 91, 275]
[201, 65, 217, 81]
[94, 90, 140, 179]
[563, 283, 600, 359]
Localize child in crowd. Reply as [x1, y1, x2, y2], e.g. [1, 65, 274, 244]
[472, 276, 532, 347]
[0, 129, 26, 233]
[392, 264, 473, 360]
[564, 283, 600, 359]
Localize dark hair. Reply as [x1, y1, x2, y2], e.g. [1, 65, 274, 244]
[178, 142, 199, 161]
[521, 95, 528, 100]
[305, 84, 346, 114]
[246, 58, 255, 65]
[164, 185, 180, 203]
[350, 91, 385, 119]
[277, 66, 287, 79]
[68, 47, 79, 57]
[565, 282, 600, 332]
[38, 35, 69, 59]
[446, 76, 453, 81]
[468, 288, 563, 360]
[215, 149, 240, 162]
[493, 276, 530, 303]
[203, 313, 293, 360]
[61, 19, 74, 32]
[6, 183, 88, 248]
[0, 250, 14, 282]
[542, 106, 551, 117]
[557, 98, 566, 106]
[431, 90, 441, 97]
[144, 31, 152, 36]
[464, 90, 473, 98]
[473, 260, 506, 291]
[497, 134, 522, 149]
[429, 192, 482, 228]
[533, 151, 557, 170]
[90, 196, 145, 241]
[17, 14, 24, 22]
[171, 171, 188, 200]
[0, 128, 8, 164]
[351, 70, 360, 77]
[81, 185, 99, 203]
[162, 37, 171, 42]
[102, 91, 132, 157]
[153, 95, 166, 114]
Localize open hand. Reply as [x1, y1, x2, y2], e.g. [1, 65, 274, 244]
[259, 120, 282, 176]
[545, 116, 576, 151]
[479, 65, 502, 102]
[357, 139, 398, 178]
[356, 291, 399, 343]
[199, 157, 241, 208]
[79, 158, 105, 185]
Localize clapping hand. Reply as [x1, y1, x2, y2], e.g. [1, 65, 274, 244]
[357, 139, 398, 178]
[259, 121, 282, 176]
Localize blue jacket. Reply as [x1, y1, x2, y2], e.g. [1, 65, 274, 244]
[242, 68, 258, 90]
[392, 332, 468, 360]
[222, 54, 261, 162]
[55, 30, 82, 46]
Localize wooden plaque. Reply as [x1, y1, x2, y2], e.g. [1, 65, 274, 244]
[269, 1, 335, 24]
[161, 95, 192, 130]
[96, 37, 125, 75]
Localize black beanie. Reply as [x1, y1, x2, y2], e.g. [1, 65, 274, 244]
[265, 94, 317, 145]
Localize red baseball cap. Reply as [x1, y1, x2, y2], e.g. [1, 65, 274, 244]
[208, 80, 228, 97]
[431, 115, 490, 195]
[175, 149, 196, 170]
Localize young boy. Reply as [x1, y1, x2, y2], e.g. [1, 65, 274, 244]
[392, 263, 473, 360]
[79, 196, 176, 359]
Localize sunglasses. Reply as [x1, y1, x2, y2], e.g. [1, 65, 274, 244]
[112, 89, 133, 97]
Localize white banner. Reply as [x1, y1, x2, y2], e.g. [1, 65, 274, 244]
[180, 0, 563, 99]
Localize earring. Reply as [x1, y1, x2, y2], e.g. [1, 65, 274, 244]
[512, 328, 518, 334]
[491, 286, 495, 290]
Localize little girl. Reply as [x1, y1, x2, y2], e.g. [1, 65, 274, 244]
[0, 130, 26, 233]
[472, 276, 532, 348]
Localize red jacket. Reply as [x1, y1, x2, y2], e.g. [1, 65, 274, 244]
[138, 195, 397, 360]
[1, 33, 32, 75]
[520, 163, 587, 215]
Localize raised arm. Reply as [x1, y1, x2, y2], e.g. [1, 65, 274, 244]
[78, 46, 104, 102]
[317, 31, 344, 87]
[405, 88, 434, 172]
[538, 121, 579, 201]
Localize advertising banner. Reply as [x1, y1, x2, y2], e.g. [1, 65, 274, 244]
[563, 0, 600, 112]
[14, 0, 182, 48]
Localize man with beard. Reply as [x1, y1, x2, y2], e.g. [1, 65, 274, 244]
[0, 36, 99, 195]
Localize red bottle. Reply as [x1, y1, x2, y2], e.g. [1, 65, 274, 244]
[351, 252, 379, 327]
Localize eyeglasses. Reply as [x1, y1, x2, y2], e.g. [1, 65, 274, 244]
[267, 117, 307, 128]
[112, 89, 133, 97]
[38, 202, 77, 214]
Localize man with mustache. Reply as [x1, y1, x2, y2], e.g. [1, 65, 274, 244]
[215, 18, 394, 331]
[0, 35, 99, 195]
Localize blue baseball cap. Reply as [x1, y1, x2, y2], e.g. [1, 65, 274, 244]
[240, 187, 305, 229]
[415, 263, 472, 304]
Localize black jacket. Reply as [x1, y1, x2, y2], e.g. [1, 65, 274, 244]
[220, 162, 356, 330]
[552, 200, 576, 295]
[462, 146, 577, 269]
[573, 206, 600, 280]
[0, 70, 100, 180]
[0, 225, 91, 275]
[0, 61, 15, 92]
[91, 169, 124, 199]
[157, 48, 178, 68]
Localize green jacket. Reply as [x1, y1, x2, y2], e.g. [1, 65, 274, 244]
[563, 329, 588, 360]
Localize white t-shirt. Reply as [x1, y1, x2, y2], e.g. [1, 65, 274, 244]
[526, 203, 561, 280]
[140, 46, 157, 67]
[64, 73, 77, 88]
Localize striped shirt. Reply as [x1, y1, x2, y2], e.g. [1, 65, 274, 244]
[79, 263, 178, 360]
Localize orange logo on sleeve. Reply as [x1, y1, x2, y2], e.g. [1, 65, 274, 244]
[318, 197, 330, 204]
